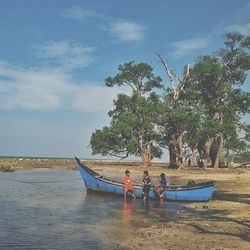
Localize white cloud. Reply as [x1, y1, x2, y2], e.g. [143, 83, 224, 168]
[0, 61, 123, 112]
[63, 6, 101, 21]
[171, 37, 210, 58]
[63, 7, 146, 43]
[225, 23, 250, 36]
[217, 1, 250, 37]
[31, 40, 95, 71]
[71, 85, 124, 112]
[110, 20, 146, 42]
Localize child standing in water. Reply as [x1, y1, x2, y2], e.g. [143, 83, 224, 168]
[141, 170, 151, 201]
[124, 170, 136, 199]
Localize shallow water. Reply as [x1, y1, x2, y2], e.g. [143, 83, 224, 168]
[0, 170, 196, 249]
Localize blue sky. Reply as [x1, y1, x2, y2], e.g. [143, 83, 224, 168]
[0, 0, 249, 159]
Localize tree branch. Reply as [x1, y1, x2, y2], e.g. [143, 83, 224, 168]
[156, 52, 175, 89]
[104, 150, 129, 160]
[123, 80, 136, 92]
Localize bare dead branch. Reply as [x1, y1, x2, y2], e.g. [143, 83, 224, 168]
[156, 52, 175, 89]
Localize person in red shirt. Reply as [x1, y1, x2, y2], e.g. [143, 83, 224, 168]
[124, 170, 136, 199]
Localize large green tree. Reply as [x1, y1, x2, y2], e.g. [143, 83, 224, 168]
[185, 32, 250, 167]
[156, 89, 201, 168]
[90, 62, 163, 166]
[156, 53, 201, 168]
[90, 34, 249, 168]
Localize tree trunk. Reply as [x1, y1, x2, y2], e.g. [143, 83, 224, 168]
[169, 142, 177, 168]
[203, 138, 214, 168]
[212, 133, 224, 168]
[212, 116, 224, 168]
[176, 133, 185, 169]
[191, 149, 198, 166]
[210, 139, 217, 168]
[142, 144, 151, 167]
[168, 131, 186, 169]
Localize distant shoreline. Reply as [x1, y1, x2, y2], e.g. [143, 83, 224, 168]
[0, 155, 110, 161]
[0, 155, 170, 163]
[0, 157, 169, 172]
[0, 156, 248, 173]
[0, 158, 75, 172]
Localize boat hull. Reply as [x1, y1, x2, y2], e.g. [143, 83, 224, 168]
[76, 158, 214, 202]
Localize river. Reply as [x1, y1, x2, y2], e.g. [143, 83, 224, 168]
[0, 170, 195, 249]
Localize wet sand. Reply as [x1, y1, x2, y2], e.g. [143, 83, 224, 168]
[1, 158, 249, 249]
[118, 169, 250, 250]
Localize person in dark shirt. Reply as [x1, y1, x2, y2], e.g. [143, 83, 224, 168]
[141, 170, 151, 201]
[154, 173, 168, 201]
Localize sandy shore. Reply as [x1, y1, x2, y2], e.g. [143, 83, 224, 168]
[1, 158, 249, 249]
[115, 168, 250, 250]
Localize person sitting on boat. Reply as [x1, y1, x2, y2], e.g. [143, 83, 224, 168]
[141, 170, 151, 201]
[154, 173, 168, 201]
[124, 170, 136, 199]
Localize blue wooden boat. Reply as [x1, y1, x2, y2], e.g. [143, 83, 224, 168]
[75, 158, 214, 202]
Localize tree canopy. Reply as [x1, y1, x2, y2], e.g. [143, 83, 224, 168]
[89, 33, 250, 168]
[90, 62, 163, 166]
